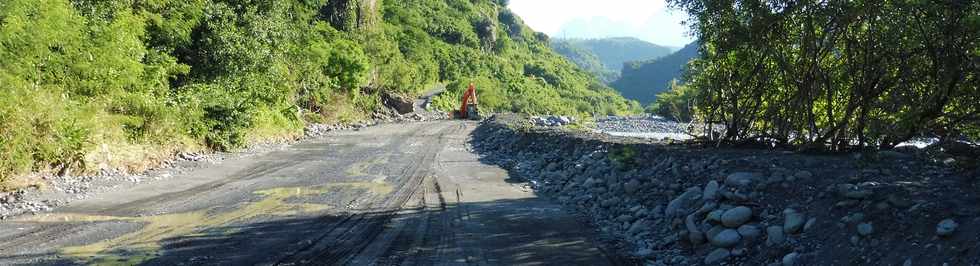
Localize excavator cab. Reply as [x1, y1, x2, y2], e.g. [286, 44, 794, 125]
[454, 83, 480, 120]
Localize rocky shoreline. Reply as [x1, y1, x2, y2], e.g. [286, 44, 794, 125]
[473, 114, 978, 265]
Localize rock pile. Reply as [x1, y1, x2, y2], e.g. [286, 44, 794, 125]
[531, 115, 575, 127]
[472, 114, 978, 265]
[306, 111, 449, 137]
[304, 122, 374, 137]
[594, 115, 688, 134]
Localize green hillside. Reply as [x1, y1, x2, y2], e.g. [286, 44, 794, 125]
[549, 39, 618, 83]
[0, 0, 639, 185]
[551, 37, 672, 79]
[611, 42, 699, 104]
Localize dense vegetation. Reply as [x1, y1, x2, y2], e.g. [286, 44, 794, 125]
[669, 0, 979, 150]
[648, 81, 699, 122]
[0, 0, 639, 185]
[550, 37, 673, 82]
[614, 42, 700, 105]
[550, 39, 617, 83]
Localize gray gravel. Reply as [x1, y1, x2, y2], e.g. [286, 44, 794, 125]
[594, 115, 689, 134]
[470, 114, 979, 265]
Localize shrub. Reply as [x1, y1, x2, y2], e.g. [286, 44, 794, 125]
[649, 80, 697, 122]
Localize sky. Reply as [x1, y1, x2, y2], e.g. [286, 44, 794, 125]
[507, 0, 694, 48]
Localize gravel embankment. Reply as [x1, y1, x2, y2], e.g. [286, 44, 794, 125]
[474, 114, 979, 265]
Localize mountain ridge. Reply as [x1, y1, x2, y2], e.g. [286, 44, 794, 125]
[611, 42, 700, 104]
[550, 37, 673, 83]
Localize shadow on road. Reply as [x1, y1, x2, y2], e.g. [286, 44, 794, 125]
[0, 121, 631, 266]
[1, 197, 618, 265]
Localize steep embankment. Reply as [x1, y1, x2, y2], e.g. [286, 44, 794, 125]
[0, 0, 638, 186]
[612, 42, 699, 104]
[473, 114, 979, 265]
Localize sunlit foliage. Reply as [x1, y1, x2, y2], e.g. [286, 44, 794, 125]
[0, 0, 638, 184]
[669, 0, 979, 150]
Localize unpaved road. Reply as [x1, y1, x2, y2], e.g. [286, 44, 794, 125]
[0, 121, 618, 265]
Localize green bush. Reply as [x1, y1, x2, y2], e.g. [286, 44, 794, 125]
[0, 87, 94, 184]
[648, 80, 697, 122]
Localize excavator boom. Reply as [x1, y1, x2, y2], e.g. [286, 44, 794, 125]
[457, 83, 479, 119]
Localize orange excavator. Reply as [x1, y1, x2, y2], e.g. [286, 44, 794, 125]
[454, 83, 480, 120]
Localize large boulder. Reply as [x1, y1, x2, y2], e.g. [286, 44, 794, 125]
[709, 229, 742, 248]
[721, 206, 753, 227]
[666, 187, 703, 217]
[381, 92, 414, 114]
[725, 172, 762, 187]
[783, 209, 806, 234]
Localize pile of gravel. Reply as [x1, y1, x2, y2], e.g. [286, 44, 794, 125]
[304, 110, 449, 138]
[472, 114, 978, 265]
[593, 115, 698, 141]
[595, 115, 689, 134]
[530, 115, 575, 127]
[305, 122, 376, 137]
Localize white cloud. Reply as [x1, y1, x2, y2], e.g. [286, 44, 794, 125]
[507, 0, 693, 47]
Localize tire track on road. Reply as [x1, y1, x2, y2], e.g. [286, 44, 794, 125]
[275, 121, 463, 265]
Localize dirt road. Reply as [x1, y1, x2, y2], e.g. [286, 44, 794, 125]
[0, 121, 619, 265]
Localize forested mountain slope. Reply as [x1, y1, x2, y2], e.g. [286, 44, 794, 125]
[549, 40, 617, 83]
[550, 37, 673, 83]
[611, 43, 699, 104]
[0, 0, 639, 185]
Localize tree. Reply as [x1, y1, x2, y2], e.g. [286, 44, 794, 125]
[669, 0, 979, 150]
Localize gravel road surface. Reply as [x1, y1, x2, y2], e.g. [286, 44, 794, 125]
[0, 121, 617, 265]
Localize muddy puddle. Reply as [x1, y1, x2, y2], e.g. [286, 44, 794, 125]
[18, 181, 393, 265]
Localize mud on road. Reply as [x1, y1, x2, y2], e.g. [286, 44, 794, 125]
[0, 121, 620, 265]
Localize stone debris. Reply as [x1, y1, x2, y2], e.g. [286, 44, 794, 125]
[936, 219, 958, 237]
[766, 226, 786, 246]
[720, 206, 753, 227]
[857, 222, 874, 236]
[594, 115, 689, 134]
[737, 224, 762, 241]
[782, 252, 800, 266]
[704, 248, 731, 264]
[474, 114, 980, 265]
[783, 209, 806, 234]
[178, 152, 205, 161]
[530, 115, 575, 127]
[471, 114, 980, 265]
[709, 229, 742, 248]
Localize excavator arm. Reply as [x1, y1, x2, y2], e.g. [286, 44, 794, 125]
[457, 83, 479, 119]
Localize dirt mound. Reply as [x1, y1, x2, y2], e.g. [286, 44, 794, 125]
[472, 114, 979, 265]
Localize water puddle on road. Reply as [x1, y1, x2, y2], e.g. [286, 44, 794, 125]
[346, 155, 390, 179]
[18, 181, 393, 265]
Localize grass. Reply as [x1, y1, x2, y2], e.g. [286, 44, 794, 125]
[0, 86, 388, 190]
